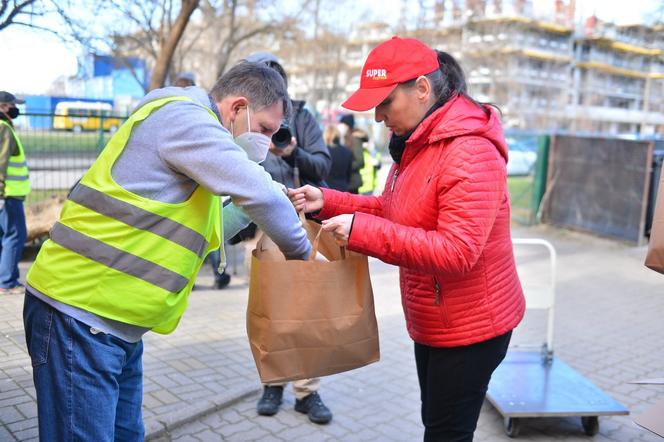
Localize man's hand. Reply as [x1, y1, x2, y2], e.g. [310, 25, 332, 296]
[321, 214, 354, 247]
[288, 185, 324, 213]
[269, 137, 297, 157]
[0, 198, 4, 212]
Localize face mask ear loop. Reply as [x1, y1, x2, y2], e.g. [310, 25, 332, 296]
[230, 120, 235, 138]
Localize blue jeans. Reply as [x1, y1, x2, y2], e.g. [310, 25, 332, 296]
[208, 249, 225, 282]
[0, 197, 27, 288]
[23, 294, 144, 441]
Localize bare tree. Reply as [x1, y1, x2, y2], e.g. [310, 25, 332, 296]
[149, 0, 199, 89]
[200, 0, 312, 79]
[0, 0, 43, 32]
[165, 0, 313, 89]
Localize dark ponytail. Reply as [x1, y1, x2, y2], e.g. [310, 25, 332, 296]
[424, 50, 499, 117]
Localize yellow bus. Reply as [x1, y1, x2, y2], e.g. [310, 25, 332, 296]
[53, 101, 122, 133]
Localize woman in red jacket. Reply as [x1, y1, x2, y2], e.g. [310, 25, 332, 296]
[290, 37, 525, 441]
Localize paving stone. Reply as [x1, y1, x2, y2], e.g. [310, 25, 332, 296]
[191, 429, 225, 442]
[0, 393, 31, 409]
[171, 435, 200, 442]
[0, 406, 24, 425]
[225, 427, 273, 442]
[6, 417, 37, 434]
[217, 419, 256, 438]
[151, 389, 179, 405]
[12, 427, 38, 441]
[0, 424, 15, 442]
[14, 402, 37, 420]
[275, 424, 318, 441]
[141, 392, 163, 409]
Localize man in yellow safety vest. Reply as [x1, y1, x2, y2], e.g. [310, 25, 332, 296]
[23, 63, 311, 441]
[0, 91, 30, 295]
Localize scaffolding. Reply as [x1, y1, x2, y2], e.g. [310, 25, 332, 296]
[281, 0, 664, 136]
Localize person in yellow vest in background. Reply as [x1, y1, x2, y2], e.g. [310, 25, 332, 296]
[23, 63, 311, 441]
[0, 91, 30, 295]
[356, 131, 382, 195]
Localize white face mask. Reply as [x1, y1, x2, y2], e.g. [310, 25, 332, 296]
[231, 106, 271, 163]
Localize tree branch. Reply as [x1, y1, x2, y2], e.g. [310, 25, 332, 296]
[0, 0, 38, 32]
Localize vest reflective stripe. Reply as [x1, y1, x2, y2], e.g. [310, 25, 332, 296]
[27, 96, 222, 333]
[69, 183, 209, 258]
[50, 222, 190, 293]
[0, 120, 30, 197]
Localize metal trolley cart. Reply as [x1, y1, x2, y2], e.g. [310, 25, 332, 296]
[486, 239, 629, 438]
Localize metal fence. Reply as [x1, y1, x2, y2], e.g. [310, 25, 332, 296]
[17, 112, 127, 204]
[504, 131, 550, 226]
[17, 114, 656, 234]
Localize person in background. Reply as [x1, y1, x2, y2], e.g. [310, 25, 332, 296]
[242, 52, 334, 425]
[174, 72, 196, 88]
[23, 62, 311, 441]
[290, 37, 525, 441]
[337, 113, 364, 194]
[357, 134, 382, 195]
[0, 91, 30, 295]
[323, 125, 353, 192]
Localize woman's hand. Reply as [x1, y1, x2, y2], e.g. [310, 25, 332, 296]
[321, 214, 354, 247]
[288, 185, 324, 213]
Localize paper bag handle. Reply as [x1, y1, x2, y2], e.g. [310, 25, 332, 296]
[309, 226, 346, 261]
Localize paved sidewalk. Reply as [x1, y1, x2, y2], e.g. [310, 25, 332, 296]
[1, 225, 663, 441]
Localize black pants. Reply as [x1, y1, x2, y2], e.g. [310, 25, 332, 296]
[414, 331, 512, 442]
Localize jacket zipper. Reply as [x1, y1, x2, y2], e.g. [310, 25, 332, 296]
[433, 276, 450, 327]
[390, 168, 399, 192]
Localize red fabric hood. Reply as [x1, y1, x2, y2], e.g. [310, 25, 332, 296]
[403, 95, 509, 166]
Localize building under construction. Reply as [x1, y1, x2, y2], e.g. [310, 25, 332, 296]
[283, 0, 664, 136]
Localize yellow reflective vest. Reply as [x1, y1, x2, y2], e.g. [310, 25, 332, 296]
[27, 96, 222, 334]
[358, 149, 380, 194]
[0, 120, 31, 197]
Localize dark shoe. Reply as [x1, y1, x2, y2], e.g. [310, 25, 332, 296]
[213, 272, 231, 289]
[257, 386, 283, 416]
[294, 392, 332, 424]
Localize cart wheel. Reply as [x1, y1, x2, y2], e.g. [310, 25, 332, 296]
[504, 417, 521, 438]
[581, 416, 599, 436]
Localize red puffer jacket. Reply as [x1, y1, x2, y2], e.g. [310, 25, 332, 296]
[318, 95, 525, 347]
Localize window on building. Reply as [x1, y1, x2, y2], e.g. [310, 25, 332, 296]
[607, 97, 633, 109]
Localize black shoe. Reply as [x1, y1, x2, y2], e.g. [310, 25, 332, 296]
[257, 386, 283, 416]
[213, 272, 231, 289]
[294, 392, 332, 424]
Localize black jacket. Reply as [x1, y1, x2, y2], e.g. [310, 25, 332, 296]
[326, 143, 353, 192]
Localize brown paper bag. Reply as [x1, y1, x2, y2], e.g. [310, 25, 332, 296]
[247, 220, 380, 383]
[646, 171, 664, 274]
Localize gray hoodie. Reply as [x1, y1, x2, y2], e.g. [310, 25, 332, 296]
[28, 86, 310, 342]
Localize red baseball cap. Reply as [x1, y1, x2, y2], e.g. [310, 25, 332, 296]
[342, 36, 439, 111]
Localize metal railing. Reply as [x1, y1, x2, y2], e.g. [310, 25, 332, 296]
[15, 112, 127, 204]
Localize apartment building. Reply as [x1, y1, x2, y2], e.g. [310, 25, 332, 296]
[282, 1, 664, 136]
[570, 20, 664, 134]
